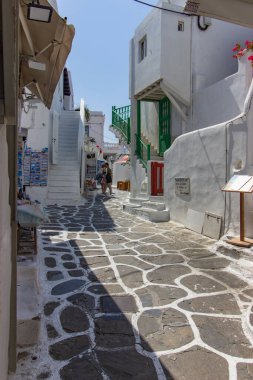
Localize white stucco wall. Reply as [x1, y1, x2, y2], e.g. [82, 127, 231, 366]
[160, 6, 191, 105]
[0, 124, 12, 380]
[25, 187, 48, 204]
[192, 55, 252, 130]
[141, 102, 159, 150]
[191, 18, 253, 93]
[21, 104, 50, 150]
[112, 163, 130, 186]
[133, 6, 162, 95]
[88, 111, 105, 149]
[130, 159, 147, 197]
[164, 55, 253, 235]
[20, 73, 67, 203]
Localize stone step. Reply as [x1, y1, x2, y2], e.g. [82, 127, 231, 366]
[48, 179, 79, 186]
[48, 161, 80, 171]
[48, 172, 78, 181]
[49, 166, 79, 172]
[123, 204, 170, 223]
[58, 153, 78, 159]
[58, 144, 77, 149]
[141, 201, 166, 211]
[58, 159, 79, 164]
[138, 192, 149, 200]
[47, 186, 80, 193]
[57, 154, 78, 159]
[129, 198, 144, 206]
[48, 173, 79, 177]
[58, 135, 78, 140]
[149, 195, 165, 202]
[58, 144, 77, 148]
[47, 192, 80, 200]
[59, 127, 78, 132]
[151, 156, 163, 162]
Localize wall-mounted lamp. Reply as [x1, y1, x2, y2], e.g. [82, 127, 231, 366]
[28, 59, 46, 71]
[27, 0, 53, 23]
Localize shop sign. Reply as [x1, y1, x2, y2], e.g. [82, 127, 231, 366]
[175, 178, 190, 195]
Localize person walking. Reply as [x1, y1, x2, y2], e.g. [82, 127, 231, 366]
[97, 164, 107, 194]
[105, 162, 112, 195]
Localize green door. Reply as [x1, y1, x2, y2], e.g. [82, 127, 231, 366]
[159, 97, 171, 155]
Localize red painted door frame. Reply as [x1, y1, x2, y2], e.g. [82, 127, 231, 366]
[151, 162, 164, 195]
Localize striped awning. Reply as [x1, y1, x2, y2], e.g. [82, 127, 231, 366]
[116, 155, 130, 163]
[19, 0, 75, 108]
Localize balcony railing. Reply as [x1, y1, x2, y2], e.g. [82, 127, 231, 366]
[135, 134, 150, 169]
[111, 105, 131, 144]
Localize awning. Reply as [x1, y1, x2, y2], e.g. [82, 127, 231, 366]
[19, 0, 75, 109]
[17, 204, 48, 227]
[116, 155, 130, 163]
[184, 0, 253, 28]
[134, 79, 164, 101]
[134, 79, 188, 121]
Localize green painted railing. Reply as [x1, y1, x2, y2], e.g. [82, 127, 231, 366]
[135, 134, 150, 169]
[112, 105, 131, 144]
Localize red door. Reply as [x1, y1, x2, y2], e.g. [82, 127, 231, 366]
[151, 162, 164, 195]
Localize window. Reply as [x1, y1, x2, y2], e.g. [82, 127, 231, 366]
[139, 35, 147, 62]
[178, 21, 184, 31]
[85, 125, 89, 137]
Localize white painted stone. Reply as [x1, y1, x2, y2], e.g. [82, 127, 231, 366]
[184, 209, 205, 234]
[202, 212, 222, 240]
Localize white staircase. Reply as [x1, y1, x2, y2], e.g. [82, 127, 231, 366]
[123, 195, 170, 223]
[47, 110, 81, 204]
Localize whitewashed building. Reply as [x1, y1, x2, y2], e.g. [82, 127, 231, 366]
[120, 0, 253, 234]
[19, 68, 86, 204]
[0, 0, 75, 377]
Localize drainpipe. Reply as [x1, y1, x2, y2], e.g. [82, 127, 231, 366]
[129, 37, 139, 198]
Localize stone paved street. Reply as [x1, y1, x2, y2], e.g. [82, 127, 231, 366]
[15, 193, 253, 379]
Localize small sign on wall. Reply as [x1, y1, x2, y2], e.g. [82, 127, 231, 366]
[175, 178, 190, 195]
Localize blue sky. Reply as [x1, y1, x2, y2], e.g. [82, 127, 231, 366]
[58, 0, 156, 142]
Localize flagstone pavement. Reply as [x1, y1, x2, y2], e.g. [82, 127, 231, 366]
[15, 192, 253, 380]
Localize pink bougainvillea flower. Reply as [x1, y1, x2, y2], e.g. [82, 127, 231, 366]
[232, 43, 241, 52]
[247, 55, 253, 61]
[245, 40, 250, 46]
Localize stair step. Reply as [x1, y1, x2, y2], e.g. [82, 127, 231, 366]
[48, 186, 80, 193]
[129, 198, 143, 206]
[48, 179, 78, 186]
[149, 195, 164, 202]
[151, 156, 163, 161]
[49, 166, 79, 172]
[52, 162, 79, 167]
[59, 127, 79, 131]
[123, 204, 170, 223]
[58, 158, 79, 163]
[58, 152, 77, 156]
[49, 172, 79, 181]
[48, 172, 79, 177]
[58, 146, 77, 149]
[141, 201, 166, 211]
[59, 135, 78, 139]
[47, 193, 80, 200]
[58, 154, 78, 159]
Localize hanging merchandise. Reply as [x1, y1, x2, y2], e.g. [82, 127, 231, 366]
[23, 147, 48, 186]
[17, 139, 24, 189]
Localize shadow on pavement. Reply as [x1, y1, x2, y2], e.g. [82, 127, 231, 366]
[44, 195, 175, 380]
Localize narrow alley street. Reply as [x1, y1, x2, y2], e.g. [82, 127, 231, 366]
[14, 192, 253, 380]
